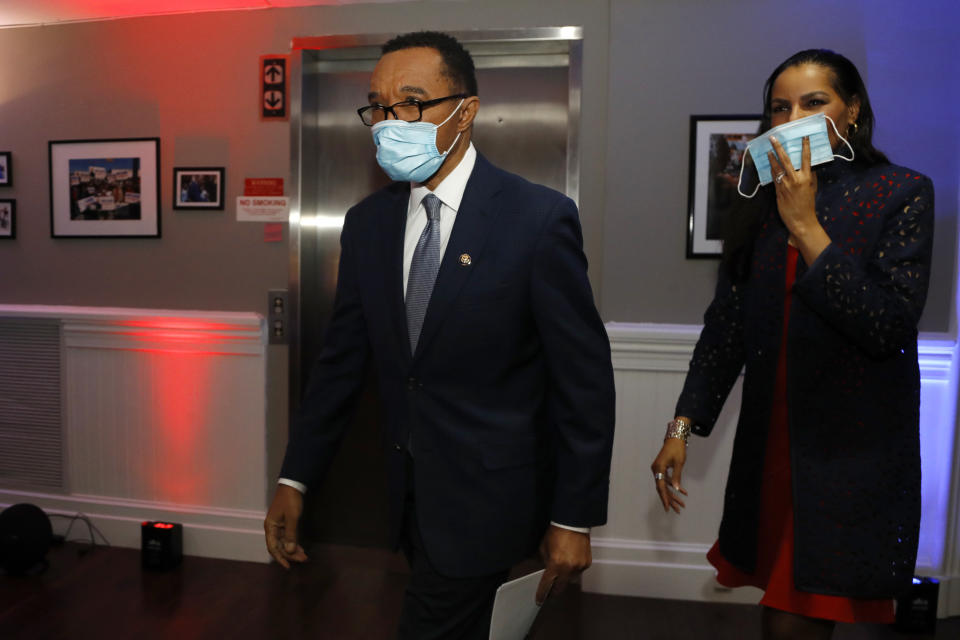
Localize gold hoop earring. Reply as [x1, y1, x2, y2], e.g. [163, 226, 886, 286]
[849, 122, 859, 135]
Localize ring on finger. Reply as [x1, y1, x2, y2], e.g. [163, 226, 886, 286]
[653, 472, 665, 481]
[775, 172, 785, 184]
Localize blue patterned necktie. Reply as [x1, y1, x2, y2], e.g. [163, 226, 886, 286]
[406, 193, 442, 353]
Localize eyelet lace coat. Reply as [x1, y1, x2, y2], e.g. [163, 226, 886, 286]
[676, 160, 935, 598]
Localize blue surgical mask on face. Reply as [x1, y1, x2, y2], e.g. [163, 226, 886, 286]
[737, 113, 855, 198]
[371, 100, 464, 183]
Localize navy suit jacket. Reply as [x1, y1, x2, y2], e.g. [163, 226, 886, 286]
[281, 153, 615, 577]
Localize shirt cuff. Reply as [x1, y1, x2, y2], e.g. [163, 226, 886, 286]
[278, 478, 307, 494]
[550, 521, 590, 534]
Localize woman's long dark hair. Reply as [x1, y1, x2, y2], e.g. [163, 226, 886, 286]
[722, 49, 889, 281]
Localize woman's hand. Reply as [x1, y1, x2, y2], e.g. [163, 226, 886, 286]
[651, 433, 689, 514]
[767, 135, 831, 264]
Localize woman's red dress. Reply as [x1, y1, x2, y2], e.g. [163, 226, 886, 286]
[706, 244, 895, 623]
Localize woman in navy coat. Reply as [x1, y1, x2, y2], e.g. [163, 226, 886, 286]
[651, 49, 934, 639]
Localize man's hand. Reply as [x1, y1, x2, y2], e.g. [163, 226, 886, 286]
[264, 484, 309, 569]
[535, 525, 591, 605]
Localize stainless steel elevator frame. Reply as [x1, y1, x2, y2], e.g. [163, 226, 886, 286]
[288, 27, 583, 412]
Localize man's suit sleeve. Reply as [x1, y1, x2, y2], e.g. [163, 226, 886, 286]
[530, 195, 616, 528]
[278, 209, 371, 490]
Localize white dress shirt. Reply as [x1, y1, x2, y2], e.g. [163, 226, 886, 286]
[280, 143, 587, 534]
[402, 142, 476, 296]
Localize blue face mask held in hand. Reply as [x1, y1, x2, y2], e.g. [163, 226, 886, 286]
[372, 99, 464, 183]
[737, 112, 854, 198]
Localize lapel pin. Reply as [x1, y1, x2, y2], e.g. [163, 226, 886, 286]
[459, 253, 472, 266]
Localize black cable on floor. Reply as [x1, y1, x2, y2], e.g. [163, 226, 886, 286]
[48, 512, 112, 553]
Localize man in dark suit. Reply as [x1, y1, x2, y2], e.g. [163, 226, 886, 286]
[264, 31, 615, 639]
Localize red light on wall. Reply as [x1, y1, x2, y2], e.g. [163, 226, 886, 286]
[147, 351, 214, 504]
[153, 522, 174, 529]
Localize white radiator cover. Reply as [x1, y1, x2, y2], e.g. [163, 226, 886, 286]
[0, 305, 269, 563]
[585, 322, 960, 617]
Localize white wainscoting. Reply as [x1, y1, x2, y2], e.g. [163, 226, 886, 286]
[584, 322, 960, 616]
[0, 305, 270, 563]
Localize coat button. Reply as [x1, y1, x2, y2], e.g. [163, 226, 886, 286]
[407, 377, 416, 390]
[394, 443, 402, 451]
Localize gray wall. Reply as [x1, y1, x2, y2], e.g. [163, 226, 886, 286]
[0, 0, 610, 312]
[0, 0, 957, 487]
[1, 0, 954, 323]
[602, 0, 960, 331]
[603, 0, 958, 332]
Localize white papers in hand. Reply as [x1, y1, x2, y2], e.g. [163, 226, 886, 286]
[488, 569, 545, 640]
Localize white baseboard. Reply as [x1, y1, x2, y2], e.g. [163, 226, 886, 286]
[927, 574, 960, 619]
[589, 537, 960, 618]
[583, 537, 761, 605]
[1, 489, 270, 563]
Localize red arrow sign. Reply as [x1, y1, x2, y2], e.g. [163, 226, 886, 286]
[260, 54, 289, 121]
[264, 64, 283, 84]
[264, 91, 283, 110]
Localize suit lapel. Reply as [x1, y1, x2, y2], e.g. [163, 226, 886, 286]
[380, 184, 411, 365]
[413, 155, 503, 359]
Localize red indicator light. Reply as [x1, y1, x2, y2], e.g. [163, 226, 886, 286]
[153, 523, 174, 529]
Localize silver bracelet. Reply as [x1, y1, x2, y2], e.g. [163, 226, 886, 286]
[665, 418, 691, 445]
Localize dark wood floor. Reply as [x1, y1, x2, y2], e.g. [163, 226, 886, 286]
[2, 542, 957, 639]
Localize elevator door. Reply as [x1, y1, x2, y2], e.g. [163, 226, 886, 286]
[293, 33, 580, 548]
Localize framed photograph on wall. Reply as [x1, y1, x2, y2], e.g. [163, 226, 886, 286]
[0, 199, 14, 239]
[687, 115, 760, 258]
[0, 152, 11, 187]
[49, 138, 160, 238]
[173, 167, 225, 210]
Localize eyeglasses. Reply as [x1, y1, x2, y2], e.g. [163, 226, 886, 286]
[357, 93, 468, 127]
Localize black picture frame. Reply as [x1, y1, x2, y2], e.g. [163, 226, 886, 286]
[173, 167, 225, 210]
[0, 199, 15, 239]
[0, 152, 11, 187]
[49, 138, 161, 238]
[687, 115, 761, 258]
